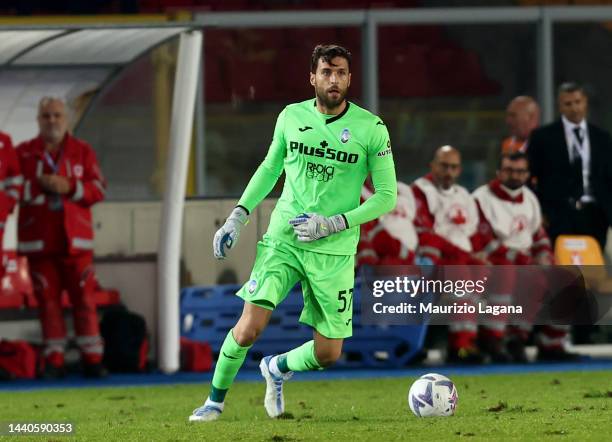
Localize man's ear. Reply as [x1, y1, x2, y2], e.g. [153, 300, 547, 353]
[310, 72, 316, 87]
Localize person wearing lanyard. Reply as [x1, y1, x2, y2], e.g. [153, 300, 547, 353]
[527, 82, 612, 249]
[0, 131, 21, 282]
[16, 97, 107, 379]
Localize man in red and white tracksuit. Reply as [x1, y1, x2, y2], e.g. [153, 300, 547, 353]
[358, 181, 418, 266]
[17, 97, 107, 378]
[412, 145, 508, 363]
[0, 132, 22, 281]
[472, 152, 579, 362]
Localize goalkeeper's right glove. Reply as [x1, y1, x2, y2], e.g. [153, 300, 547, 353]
[288, 212, 347, 242]
[213, 206, 249, 260]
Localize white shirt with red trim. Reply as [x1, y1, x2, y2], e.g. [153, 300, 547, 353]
[413, 177, 478, 252]
[473, 182, 541, 252]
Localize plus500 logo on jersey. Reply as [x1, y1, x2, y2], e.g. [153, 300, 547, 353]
[289, 141, 358, 164]
[306, 162, 335, 182]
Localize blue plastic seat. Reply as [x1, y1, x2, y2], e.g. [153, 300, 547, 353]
[180, 278, 428, 368]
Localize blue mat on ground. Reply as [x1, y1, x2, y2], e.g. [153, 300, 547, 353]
[2, 359, 612, 392]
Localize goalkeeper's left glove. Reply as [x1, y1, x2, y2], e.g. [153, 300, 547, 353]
[289, 213, 347, 242]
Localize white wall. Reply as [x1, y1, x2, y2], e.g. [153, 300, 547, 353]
[92, 199, 275, 284]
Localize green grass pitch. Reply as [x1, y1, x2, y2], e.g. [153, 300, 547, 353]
[1, 371, 611, 441]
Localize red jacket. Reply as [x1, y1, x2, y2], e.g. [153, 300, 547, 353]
[17, 134, 106, 256]
[0, 132, 21, 227]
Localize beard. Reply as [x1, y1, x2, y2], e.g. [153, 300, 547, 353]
[43, 127, 65, 144]
[315, 84, 347, 110]
[503, 179, 523, 190]
[440, 180, 454, 190]
[434, 175, 455, 190]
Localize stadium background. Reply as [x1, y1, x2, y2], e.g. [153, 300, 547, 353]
[1, 3, 612, 440]
[0, 0, 611, 387]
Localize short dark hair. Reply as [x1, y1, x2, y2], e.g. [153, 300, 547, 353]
[558, 82, 585, 96]
[498, 152, 529, 170]
[310, 44, 352, 74]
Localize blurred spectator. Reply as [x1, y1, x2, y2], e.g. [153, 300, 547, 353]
[502, 95, 540, 154]
[358, 180, 417, 266]
[472, 152, 579, 362]
[17, 97, 107, 379]
[412, 146, 481, 266]
[411, 146, 490, 364]
[528, 82, 612, 248]
[0, 131, 21, 283]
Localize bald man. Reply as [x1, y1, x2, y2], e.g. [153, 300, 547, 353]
[17, 97, 107, 379]
[412, 146, 508, 364]
[412, 147, 478, 255]
[502, 96, 540, 154]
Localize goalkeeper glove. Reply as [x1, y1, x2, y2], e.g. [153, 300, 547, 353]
[213, 206, 249, 259]
[289, 213, 347, 242]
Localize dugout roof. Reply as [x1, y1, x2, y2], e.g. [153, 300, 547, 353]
[0, 25, 191, 144]
[0, 26, 188, 66]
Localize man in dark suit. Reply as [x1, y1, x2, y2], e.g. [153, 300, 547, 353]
[528, 82, 612, 249]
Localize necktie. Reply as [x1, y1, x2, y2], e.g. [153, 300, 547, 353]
[573, 126, 584, 147]
[571, 127, 584, 200]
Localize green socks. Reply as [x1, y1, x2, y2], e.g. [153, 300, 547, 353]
[209, 334, 323, 403]
[277, 354, 290, 373]
[284, 340, 323, 372]
[210, 329, 252, 402]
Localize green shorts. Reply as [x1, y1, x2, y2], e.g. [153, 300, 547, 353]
[236, 237, 355, 339]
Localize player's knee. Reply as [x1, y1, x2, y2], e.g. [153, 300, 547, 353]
[233, 323, 264, 346]
[314, 346, 342, 368]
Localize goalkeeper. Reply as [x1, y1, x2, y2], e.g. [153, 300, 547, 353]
[190, 44, 397, 422]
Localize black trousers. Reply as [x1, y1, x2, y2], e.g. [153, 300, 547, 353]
[548, 202, 609, 250]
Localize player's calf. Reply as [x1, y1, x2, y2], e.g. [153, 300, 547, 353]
[314, 345, 342, 367]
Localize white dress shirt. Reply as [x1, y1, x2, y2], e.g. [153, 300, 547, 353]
[562, 115, 593, 202]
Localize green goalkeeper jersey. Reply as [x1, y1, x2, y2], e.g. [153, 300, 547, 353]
[238, 99, 397, 255]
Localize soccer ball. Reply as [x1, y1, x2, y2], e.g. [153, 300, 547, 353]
[419, 373, 451, 382]
[408, 373, 458, 417]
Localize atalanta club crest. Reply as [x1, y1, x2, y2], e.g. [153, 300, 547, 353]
[340, 128, 350, 143]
